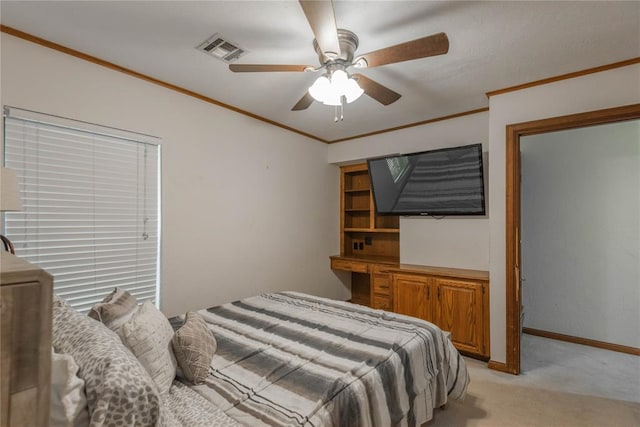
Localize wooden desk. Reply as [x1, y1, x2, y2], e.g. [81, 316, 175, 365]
[330, 255, 398, 309]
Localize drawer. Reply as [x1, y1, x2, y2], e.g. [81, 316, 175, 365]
[372, 274, 391, 296]
[372, 295, 392, 311]
[372, 264, 392, 275]
[331, 258, 369, 273]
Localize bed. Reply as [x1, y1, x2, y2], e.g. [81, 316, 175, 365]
[51, 291, 469, 427]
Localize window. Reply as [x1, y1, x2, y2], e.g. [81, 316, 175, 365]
[3, 107, 161, 312]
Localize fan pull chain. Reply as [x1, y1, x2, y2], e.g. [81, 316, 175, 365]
[334, 98, 344, 122]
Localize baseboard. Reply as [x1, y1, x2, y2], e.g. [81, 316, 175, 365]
[523, 327, 640, 356]
[459, 350, 490, 362]
[487, 360, 514, 374]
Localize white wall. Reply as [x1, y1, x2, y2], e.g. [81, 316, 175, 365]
[489, 63, 640, 363]
[0, 34, 348, 317]
[328, 111, 490, 270]
[521, 121, 640, 348]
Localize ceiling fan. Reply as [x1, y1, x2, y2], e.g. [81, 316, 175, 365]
[229, 0, 449, 118]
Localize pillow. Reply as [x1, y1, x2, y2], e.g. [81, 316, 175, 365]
[122, 301, 177, 395]
[52, 295, 162, 426]
[87, 288, 137, 338]
[50, 349, 90, 427]
[172, 312, 217, 384]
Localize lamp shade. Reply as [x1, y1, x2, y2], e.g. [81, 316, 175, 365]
[1, 167, 23, 212]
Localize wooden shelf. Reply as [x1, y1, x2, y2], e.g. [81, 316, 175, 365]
[344, 228, 399, 233]
[339, 163, 399, 261]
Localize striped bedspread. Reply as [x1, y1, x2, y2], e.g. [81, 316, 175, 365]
[180, 292, 469, 427]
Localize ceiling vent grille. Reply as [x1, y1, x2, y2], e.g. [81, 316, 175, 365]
[196, 33, 247, 63]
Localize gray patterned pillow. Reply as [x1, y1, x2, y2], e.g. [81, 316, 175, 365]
[87, 288, 137, 338]
[53, 295, 163, 426]
[172, 312, 217, 384]
[121, 301, 177, 395]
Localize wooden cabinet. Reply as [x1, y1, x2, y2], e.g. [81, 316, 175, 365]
[392, 273, 434, 322]
[390, 265, 489, 359]
[435, 277, 486, 356]
[1, 252, 53, 427]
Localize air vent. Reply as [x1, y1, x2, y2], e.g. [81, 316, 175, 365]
[196, 33, 247, 63]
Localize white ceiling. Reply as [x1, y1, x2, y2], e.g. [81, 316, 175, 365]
[1, 1, 638, 142]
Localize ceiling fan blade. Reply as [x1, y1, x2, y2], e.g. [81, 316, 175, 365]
[299, 0, 341, 57]
[291, 92, 315, 111]
[358, 32, 449, 68]
[353, 74, 401, 105]
[229, 64, 312, 72]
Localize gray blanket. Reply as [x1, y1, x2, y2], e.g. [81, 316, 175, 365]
[180, 292, 469, 427]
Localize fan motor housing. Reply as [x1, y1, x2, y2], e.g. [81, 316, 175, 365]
[313, 29, 359, 65]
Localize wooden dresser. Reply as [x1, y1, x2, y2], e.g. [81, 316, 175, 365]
[1, 252, 53, 427]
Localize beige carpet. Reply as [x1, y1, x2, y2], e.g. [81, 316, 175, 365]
[429, 379, 639, 426]
[428, 335, 640, 426]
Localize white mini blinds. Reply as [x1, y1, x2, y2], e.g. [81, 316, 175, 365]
[3, 107, 161, 313]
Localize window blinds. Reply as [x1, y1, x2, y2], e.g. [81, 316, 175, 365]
[3, 107, 161, 313]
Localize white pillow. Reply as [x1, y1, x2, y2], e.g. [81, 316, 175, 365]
[50, 349, 90, 427]
[122, 301, 177, 395]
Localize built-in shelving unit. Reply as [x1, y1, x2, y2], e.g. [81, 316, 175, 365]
[340, 163, 399, 259]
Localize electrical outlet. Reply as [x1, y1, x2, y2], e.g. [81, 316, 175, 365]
[353, 242, 358, 250]
[364, 236, 372, 245]
[358, 242, 364, 250]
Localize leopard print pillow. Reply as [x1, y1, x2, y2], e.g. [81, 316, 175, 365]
[53, 295, 163, 427]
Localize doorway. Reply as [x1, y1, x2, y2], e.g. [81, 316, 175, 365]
[504, 103, 640, 374]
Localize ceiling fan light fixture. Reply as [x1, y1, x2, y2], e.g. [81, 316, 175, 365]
[308, 69, 363, 105]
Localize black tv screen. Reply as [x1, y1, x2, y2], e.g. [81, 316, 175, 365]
[367, 144, 486, 216]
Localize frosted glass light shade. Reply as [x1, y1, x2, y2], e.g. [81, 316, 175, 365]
[344, 78, 364, 103]
[308, 70, 364, 106]
[308, 76, 331, 102]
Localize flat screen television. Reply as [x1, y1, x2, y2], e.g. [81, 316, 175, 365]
[367, 143, 486, 216]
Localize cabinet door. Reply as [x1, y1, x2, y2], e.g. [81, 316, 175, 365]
[392, 274, 434, 322]
[435, 278, 484, 356]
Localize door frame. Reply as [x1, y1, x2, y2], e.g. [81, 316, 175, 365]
[504, 103, 640, 375]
